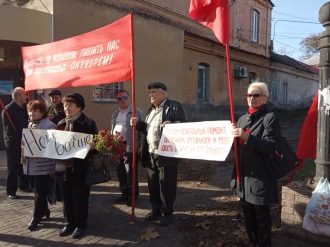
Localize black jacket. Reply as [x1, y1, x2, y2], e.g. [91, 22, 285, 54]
[136, 99, 186, 168]
[231, 105, 280, 206]
[48, 102, 66, 124]
[57, 112, 98, 176]
[1, 101, 28, 150]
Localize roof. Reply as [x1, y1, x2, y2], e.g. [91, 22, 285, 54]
[303, 53, 320, 66]
[270, 51, 319, 75]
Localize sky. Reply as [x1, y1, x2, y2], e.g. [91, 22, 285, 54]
[271, 0, 327, 61]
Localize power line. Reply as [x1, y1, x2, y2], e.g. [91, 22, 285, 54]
[272, 10, 318, 22]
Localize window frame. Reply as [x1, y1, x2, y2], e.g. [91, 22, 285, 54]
[252, 9, 260, 43]
[92, 82, 122, 102]
[197, 63, 210, 102]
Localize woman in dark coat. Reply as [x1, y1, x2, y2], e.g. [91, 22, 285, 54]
[56, 93, 98, 239]
[231, 82, 281, 247]
[23, 100, 56, 230]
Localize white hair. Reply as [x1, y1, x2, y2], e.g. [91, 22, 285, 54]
[248, 81, 269, 99]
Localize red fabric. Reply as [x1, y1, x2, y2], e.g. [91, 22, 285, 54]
[21, 14, 133, 91]
[296, 91, 318, 170]
[239, 128, 250, 146]
[189, 0, 230, 44]
[248, 104, 264, 114]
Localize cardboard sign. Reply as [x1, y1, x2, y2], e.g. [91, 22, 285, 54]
[22, 129, 93, 160]
[158, 121, 234, 161]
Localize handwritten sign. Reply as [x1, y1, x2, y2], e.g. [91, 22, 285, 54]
[158, 121, 234, 161]
[22, 129, 93, 160]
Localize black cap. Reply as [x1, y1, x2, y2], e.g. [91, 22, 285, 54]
[67, 93, 85, 111]
[148, 82, 167, 91]
[48, 90, 62, 96]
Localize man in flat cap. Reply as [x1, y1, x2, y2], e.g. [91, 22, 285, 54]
[131, 82, 186, 226]
[47, 89, 66, 204]
[48, 90, 66, 125]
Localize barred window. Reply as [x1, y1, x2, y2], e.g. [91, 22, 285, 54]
[92, 83, 122, 102]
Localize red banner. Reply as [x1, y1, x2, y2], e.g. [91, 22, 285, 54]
[21, 14, 132, 91]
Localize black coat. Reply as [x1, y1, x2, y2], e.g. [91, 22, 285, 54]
[231, 105, 280, 206]
[48, 102, 66, 125]
[57, 112, 98, 176]
[136, 99, 186, 168]
[1, 100, 28, 150]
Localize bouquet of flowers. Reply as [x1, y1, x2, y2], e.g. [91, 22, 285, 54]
[94, 130, 126, 161]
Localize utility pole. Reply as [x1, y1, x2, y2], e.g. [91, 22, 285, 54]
[315, 2, 330, 181]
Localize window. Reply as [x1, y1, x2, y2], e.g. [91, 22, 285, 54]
[93, 83, 122, 102]
[271, 81, 278, 101]
[282, 82, 288, 103]
[249, 72, 257, 84]
[252, 9, 260, 42]
[198, 63, 210, 102]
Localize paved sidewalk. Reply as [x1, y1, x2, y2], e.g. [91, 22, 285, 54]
[0, 166, 182, 247]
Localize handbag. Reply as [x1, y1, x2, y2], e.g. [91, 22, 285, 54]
[263, 136, 299, 179]
[85, 153, 111, 186]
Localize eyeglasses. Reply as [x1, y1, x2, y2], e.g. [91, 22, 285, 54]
[117, 96, 128, 101]
[246, 93, 262, 99]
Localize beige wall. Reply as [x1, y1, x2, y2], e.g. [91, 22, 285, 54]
[0, 5, 52, 44]
[183, 34, 271, 107]
[53, 0, 184, 130]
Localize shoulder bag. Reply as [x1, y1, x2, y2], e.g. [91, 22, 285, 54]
[85, 153, 111, 186]
[262, 114, 299, 179]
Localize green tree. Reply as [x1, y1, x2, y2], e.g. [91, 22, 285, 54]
[299, 33, 320, 61]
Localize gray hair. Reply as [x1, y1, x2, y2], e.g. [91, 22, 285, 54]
[248, 81, 269, 99]
[159, 88, 168, 97]
[12, 87, 25, 100]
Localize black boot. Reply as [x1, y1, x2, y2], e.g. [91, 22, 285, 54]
[42, 208, 50, 219]
[27, 217, 41, 230]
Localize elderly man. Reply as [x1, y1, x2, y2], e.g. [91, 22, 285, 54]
[48, 90, 66, 124]
[131, 82, 186, 226]
[1, 87, 30, 199]
[111, 89, 144, 207]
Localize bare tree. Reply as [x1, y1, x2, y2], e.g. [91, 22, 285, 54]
[276, 47, 294, 57]
[299, 33, 320, 61]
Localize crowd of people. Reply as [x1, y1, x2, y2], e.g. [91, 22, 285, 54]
[1, 81, 278, 246]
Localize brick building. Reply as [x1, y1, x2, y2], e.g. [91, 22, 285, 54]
[0, 0, 318, 130]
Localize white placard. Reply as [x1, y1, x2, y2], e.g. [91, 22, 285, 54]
[22, 129, 93, 159]
[158, 121, 234, 161]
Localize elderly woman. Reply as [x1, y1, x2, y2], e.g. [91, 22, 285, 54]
[231, 82, 281, 247]
[56, 93, 98, 239]
[23, 100, 56, 230]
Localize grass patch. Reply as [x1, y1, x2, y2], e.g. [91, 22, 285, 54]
[292, 161, 315, 181]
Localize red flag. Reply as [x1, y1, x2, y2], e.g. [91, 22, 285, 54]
[189, 0, 230, 44]
[21, 14, 132, 91]
[296, 91, 318, 169]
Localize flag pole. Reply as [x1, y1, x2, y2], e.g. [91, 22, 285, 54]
[130, 13, 137, 222]
[225, 43, 241, 188]
[0, 97, 17, 132]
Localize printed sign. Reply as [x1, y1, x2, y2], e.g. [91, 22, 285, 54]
[0, 81, 13, 95]
[22, 129, 93, 159]
[21, 14, 132, 91]
[158, 121, 234, 161]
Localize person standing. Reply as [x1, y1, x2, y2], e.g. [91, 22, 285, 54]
[231, 82, 280, 247]
[22, 100, 56, 230]
[47, 89, 66, 204]
[111, 90, 144, 207]
[56, 93, 98, 239]
[1, 87, 30, 199]
[131, 82, 186, 226]
[48, 90, 66, 124]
